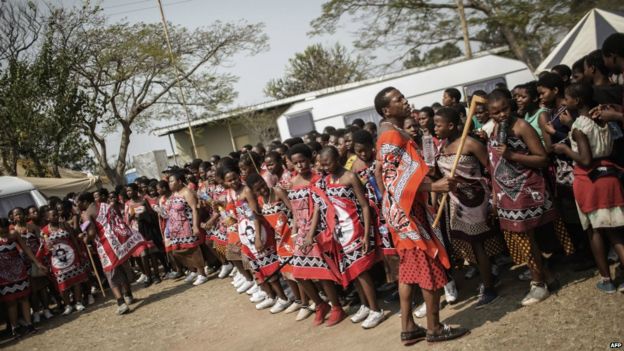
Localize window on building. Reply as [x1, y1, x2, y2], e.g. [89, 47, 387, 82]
[463, 77, 507, 101]
[343, 108, 381, 126]
[286, 111, 314, 137]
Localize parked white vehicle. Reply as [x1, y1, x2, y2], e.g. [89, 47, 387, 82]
[0, 176, 48, 217]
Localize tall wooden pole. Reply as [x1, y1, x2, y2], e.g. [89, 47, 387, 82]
[156, 0, 199, 159]
[456, 0, 473, 59]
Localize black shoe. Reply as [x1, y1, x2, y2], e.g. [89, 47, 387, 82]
[143, 278, 153, 288]
[24, 325, 37, 335]
[401, 326, 427, 346]
[572, 259, 596, 272]
[383, 290, 400, 304]
[377, 282, 397, 293]
[426, 324, 469, 342]
[547, 278, 561, 293]
[11, 327, 23, 338]
[152, 275, 162, 284]
[475, 288, 499, 309]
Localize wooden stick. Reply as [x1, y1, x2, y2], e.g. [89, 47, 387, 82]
[85, 243, 106, 298]
[432, 95, 488, 228]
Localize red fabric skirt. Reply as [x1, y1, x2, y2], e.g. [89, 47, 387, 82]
[573, 160, 624, 213]
[0, 238, 31, 302]
[398, 248, 448, 290]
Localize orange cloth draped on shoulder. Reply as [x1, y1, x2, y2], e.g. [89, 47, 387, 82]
[376, 128, 450, 269]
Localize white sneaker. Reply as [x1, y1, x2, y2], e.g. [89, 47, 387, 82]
[413, 302, 427, 318]
[295, 305, 314, 321]
[521, 282, 550, 306]
[270, 298, 292, 314]
[204, 266, 214, 276]
[444, 280, 458, 304]
[135, 273, 148, 284]
[184, 271, 198, 283]
[256, 297, 276, 310]
[236, 280, 254, 294]
[250, 290, 267, 303]
[229, 266, 238, 277]
[43, 309, 54, 319]
[116, 303, 130, 315]
[91, 286, 97, 295]
[33, 311, 41, 324]
[75, 302, 86, 312]
[218, 263, 234, 279]
[193, 275, 209, 286]
[124, 295, 135, 305]
[87, 294, 95, 305]
[284, 301, 302, 314]
[361, 309, 384, 329]
[166, 271, 182, 279]
[246, 283, 260, 295]
[233, 277, 246, 289]
[63, 305, 73, 316]
[232, 273, 244, 286]
[350, 305, 370, 323]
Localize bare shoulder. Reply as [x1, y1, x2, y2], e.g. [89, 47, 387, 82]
[242, 186, 254, 198]
[274, 186, 287, 198]
[290, 174, 303, 187]
[342, 170, 359, 184]
[465, 135, 485, 150]
[85, 205, 97, 218]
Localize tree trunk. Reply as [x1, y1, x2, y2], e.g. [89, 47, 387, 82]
[31, 155, 46, 177]
[498, 26, 536, 71]
[114, 120, 132, 184]
[470, 0, 537, 71]
[102, 164, 125, 187]
[52, 163, 60, 178]
[86, 128, 126, 187]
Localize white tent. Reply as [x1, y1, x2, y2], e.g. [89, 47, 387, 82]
[536, 8, 624, 72]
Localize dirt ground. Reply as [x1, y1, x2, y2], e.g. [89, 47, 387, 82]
[2, 262, 622, 351]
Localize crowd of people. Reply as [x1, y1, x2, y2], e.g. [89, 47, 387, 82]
[1, 33, 623, 346]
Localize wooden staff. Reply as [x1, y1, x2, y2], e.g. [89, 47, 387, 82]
[85, 243, 106, 298]
[432, 95, 488, 228]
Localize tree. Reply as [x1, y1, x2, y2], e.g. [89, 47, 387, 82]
[310, 0, 622, 71]
[403, 43, 463, 69]
[265, 43, 367, 99]
[0, 1, 92, 177]
[33, 26, 94, 176]
[235, 106, 288, 144]
[48, 5, 268, 185]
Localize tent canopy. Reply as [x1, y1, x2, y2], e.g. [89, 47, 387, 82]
[536, 8, 624, 72]
[18, 175, 101, 199]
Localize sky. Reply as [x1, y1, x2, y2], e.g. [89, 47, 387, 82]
[59, 0, 382, 164]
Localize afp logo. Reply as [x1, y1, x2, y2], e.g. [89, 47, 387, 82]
[611, 342, 623, 349]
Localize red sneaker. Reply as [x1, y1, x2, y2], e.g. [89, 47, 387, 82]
[325, 306, 346, 327]
[313, 303, 330, 326]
